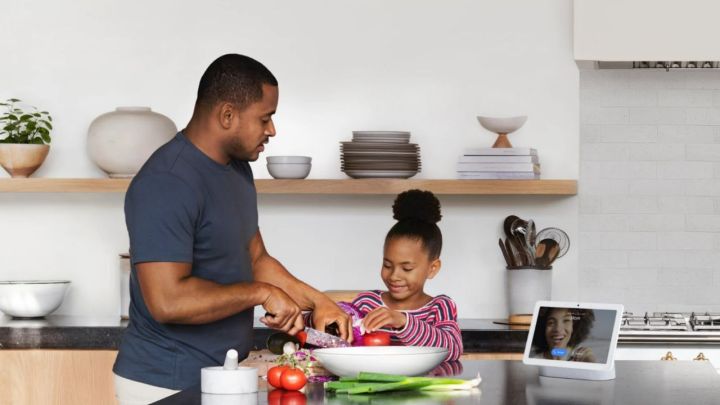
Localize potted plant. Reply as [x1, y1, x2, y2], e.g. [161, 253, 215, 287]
[0, 98, 53, 177]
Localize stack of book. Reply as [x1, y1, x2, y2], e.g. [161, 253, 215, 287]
[456, 147, 540, 179]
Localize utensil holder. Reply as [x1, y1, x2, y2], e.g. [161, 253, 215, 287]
[506, 266, 552, 318]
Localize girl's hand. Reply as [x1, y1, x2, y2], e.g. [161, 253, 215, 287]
[362, 307, 407, 332]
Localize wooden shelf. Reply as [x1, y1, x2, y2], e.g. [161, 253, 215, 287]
[0, 178, 577, 195]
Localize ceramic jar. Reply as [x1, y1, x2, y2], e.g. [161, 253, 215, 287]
[507, 266, 552, 317]
[87, 107, 177, 178]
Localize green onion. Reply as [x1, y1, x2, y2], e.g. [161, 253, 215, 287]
[325, 372, 482, 395]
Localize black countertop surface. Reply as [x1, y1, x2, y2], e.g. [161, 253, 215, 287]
[154, 360, 720, 405]
[0, 316, 527, 352]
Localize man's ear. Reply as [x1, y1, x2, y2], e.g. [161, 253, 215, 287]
[218, 102, 234, 129]
[427, 258, 442, 280]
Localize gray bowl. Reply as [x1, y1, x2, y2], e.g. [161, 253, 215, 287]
[266, 156, 312, 164]
[267, 163, 311, 179]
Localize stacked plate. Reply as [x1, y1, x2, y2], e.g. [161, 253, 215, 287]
[340, 131, 421, 179]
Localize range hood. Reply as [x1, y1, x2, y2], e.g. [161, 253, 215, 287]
[574, 0, 720, 70]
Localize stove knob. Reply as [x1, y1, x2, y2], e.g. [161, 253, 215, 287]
[660, 352, 677, 361]
[694, 353, 708, 361]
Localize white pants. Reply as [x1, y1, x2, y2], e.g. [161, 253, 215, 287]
[114, 373, 179, 405]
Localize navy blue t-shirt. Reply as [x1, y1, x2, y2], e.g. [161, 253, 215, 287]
[113, 132, 258, 390]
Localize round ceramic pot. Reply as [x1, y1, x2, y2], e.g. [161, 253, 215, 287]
[507, 267, 552, 316]
[87, 107, 177, 178]
[0, 144, 50, 178]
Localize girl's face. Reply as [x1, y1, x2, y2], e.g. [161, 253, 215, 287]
[381, 237, 440, 308]
[545, 308, 573, 348]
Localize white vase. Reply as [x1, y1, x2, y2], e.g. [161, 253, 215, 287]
[87, 107, 177, 178]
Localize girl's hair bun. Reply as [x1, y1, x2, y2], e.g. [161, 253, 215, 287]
[392, 189, 442, 224]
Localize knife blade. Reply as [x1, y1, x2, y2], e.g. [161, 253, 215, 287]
[304, 327, 351, 348]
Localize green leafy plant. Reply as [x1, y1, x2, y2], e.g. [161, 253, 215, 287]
[0, 98, 53, 144]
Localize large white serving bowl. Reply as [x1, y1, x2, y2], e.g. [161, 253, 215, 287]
[312, 346, 448, 377]
[267, 163, 311, 179]
[0, 281, 71, 318]
[477, 115, 527, 134]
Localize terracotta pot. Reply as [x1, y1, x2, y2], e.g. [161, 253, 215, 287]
[0, 144, 50, 178]
[87, 106, 177, 178]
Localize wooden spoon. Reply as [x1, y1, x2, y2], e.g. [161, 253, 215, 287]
[535, 239, 559, 268]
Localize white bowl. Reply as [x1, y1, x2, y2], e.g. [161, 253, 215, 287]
[477, 115, 527, 134]
[312, 346, 448, 377]
[0, 281, 71, 318]
[267, 163, 311, 179]
[266, 156, 312, 164]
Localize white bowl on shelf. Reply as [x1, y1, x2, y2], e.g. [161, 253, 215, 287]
[476, 115, 527, 134]
[267, 163, 311, 179]
[0, 280, 71, 318]
[312, 346, 448, 377]
[266, 156, 312, 164]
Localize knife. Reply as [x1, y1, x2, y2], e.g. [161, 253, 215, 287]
[263, 312, 351, 348]
[303, 327, 351, 348]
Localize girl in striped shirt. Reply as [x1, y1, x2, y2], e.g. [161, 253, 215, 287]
[352, 189, 463, 361]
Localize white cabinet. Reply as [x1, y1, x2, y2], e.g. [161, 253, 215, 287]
[574, 0, 720, 62]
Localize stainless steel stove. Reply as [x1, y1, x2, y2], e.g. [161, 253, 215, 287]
[616, 312, 720, 372]
[619, 312, 720, 343]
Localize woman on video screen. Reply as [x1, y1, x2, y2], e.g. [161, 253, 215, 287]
[531, 308, 597, 362]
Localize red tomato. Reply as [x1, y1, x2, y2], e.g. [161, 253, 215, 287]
[281, 390, 307, 405]
[280, 367, 307, 391]
[364, 331, 391, 346]
[296, 331, 307, 347]
[267, 365, 289, 389]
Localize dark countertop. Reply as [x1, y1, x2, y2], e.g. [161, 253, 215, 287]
[154, 360, 720, 405]
[0, 316, 527, 352]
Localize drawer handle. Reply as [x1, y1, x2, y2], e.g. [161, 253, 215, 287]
[694, 353, 708, 361]
[661, 352, 677, 361]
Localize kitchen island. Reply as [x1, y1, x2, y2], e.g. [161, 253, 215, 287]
[156, 360, 720, 405]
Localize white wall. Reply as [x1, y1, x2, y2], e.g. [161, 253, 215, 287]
[0, 0, 578, 318]
[579, 70, 720, 313]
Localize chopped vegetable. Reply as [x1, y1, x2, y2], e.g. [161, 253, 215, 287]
[324, 371, 481, 395]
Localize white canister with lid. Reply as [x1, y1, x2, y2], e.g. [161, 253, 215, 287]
[120, 253, 130, 319]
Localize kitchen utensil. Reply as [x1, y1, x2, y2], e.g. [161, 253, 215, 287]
[546, 244, 561, 266]
[510, 217, 533, 266]
[536, 227, 570, 258]
[499, 238, 512, 267]
[304, 327, 351, 348]
[312, 346, 448, 377]
[477, 115, 527, 148]
[503, 215, 520, 239]
[505, 238, 519, 267]
[535, 239, 559, 269]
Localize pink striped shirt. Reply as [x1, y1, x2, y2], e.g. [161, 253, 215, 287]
[351, 290, 463, 361]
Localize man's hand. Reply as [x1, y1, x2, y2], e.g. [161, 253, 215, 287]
[260, 285, 304, 336]
[312, 298, 353, 343]
[362, 307, 407, 332]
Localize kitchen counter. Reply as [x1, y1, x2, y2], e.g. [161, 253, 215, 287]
[155, 360, 720, 405]
[0, 316, 526, 352]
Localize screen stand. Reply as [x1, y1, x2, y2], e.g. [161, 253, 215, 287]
[539, 363, 615, 381]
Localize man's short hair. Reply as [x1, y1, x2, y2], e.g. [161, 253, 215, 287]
[196, 54, 278, 111]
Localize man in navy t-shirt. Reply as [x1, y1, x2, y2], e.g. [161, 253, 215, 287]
[113, 54, 352, 403]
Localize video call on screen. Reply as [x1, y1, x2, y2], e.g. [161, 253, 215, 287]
[530, 307, 617, 364]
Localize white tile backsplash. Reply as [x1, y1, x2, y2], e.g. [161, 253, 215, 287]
[581, 70, 720, 312]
